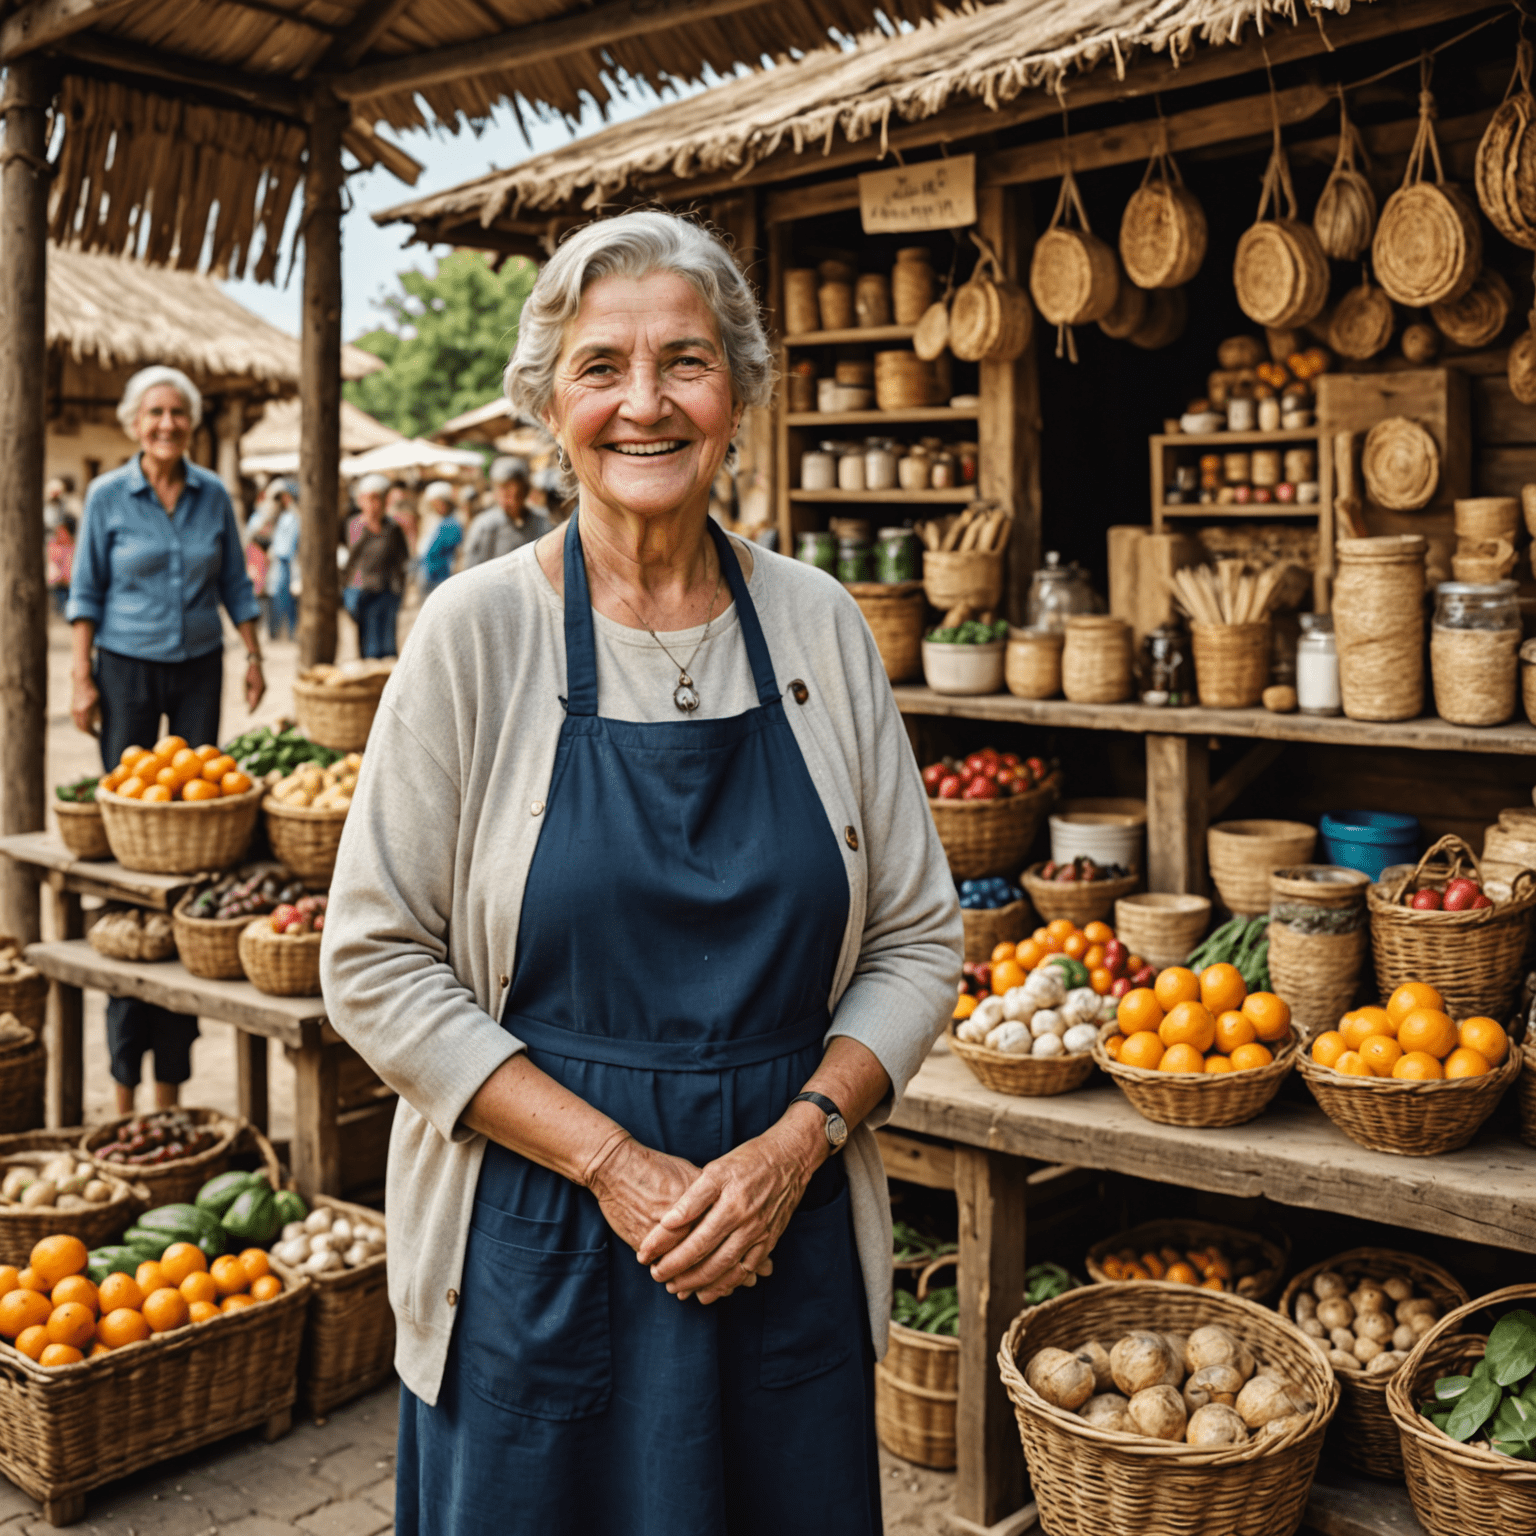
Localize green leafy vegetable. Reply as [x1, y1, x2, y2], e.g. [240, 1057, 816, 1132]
[1435, 1376, 1473, 1403]
[1445, 1375, 1502, 1442]
[1487, 1310, 1536, 1387]
[1024, 1263, 1076, 1306]
[892, 1221, 956, 1264]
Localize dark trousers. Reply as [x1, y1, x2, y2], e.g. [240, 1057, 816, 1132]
[95, 648, 219, 1087]
[355, 589, 401, 658]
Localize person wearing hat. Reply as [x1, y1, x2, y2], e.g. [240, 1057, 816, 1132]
[416, 481, 464, 601]
[343, 472, 410, 657]
[462, 455, 549, 568]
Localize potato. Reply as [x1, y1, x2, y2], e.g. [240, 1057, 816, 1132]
[1236, 1375, 1312, 1428]
[1353, 1336, 1382, 1363]
[1316, 1297, 1354, 1331]
[1300, 1317, 1326, 1339]
[1025, 1348, 1095, 1411]
[1259, 1412, 1310, 1441]
[1329, 1348, 1362, 1371]
[1408, 1311, 1437, 1338]
[1367, 1349, 1408, 1377]
[1330, 1327, 1356, 1354]
[1128, 1385, 1187, 1441]
[56, 1193, 87, 1211]
[0, 1167, 30, 1201]
[1161, 1334, 1190, 1381]
[19, 1179, 55, 1208]
[1111, 1332, 1175, 1396]
[1185, 1325, 1241, 1376]
[1313, 1272, 1347, 1301]
[1356, 1310, 1395, 1345]
[1183, 1364, 1244, 1414]
[1294, 1293, 1317, 1323]
[1383, 1277, 1414, 1303]
[1078, 1393, 1132, 1433]
[1353, 1284, 1388, 1315]
[1074, 1340, 1113, 1393]
[1186, 1403, 1248, 1446]
[1397, 1298, 1437, 1323]
[82, 1180, 112, 1203]
[42, 1155, 75, 1183]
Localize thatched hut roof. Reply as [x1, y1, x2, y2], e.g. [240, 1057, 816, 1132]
[241, 398, 404, 468]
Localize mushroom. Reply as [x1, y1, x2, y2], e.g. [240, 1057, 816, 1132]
[1111, 1333, 1175, 1396]
[955, 1019, 989, 1044]
[1184, 1325, 1242, 1376]
[1025, 1348, 1095, 1411]
[985, 1022, 1031, 1055]
[1183, 1364, 1244, 1414]
[1078, 1393, 1132, 1433]
[1127, 1385, 1187, 1441]
[1073, 1340, 1113, 1393]
[1186, 1403, 1249, 1447]
[1030, 1032, 1065, 1059]
[972, 997, 1007, 1032]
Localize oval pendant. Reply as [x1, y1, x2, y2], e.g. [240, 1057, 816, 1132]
[674, 676, 700, 713]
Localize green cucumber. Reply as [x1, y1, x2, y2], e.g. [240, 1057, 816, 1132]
[87, 1246, 143, 1284]
[272, 1189, 309, 1227]
[222, 1184, 281, 1246]
[196, 1170, 265, 1219]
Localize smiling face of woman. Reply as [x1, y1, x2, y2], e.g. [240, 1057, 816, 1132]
[133, 384, 193, 469]
[543, 271, 741, 526]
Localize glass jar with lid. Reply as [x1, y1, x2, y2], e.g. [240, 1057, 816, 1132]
[1295, 613, 1340, 716]
[1138, 621, 1193, 707]
[1431, 580, 1521, 726]
[1026, 552, 1099, 632]
[864, 439, 898, 491]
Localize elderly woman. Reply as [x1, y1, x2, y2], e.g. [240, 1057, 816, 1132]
[415, 480, 463, 600]
[68, 365, 264, 1110]
[321, 211, 960, 1536]
[342, 473, 410, 658]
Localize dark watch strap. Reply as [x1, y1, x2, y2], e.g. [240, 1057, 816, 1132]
[790, 1091, 848, 1150]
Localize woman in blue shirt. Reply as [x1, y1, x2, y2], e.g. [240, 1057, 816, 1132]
[67, 365, 265, 1112]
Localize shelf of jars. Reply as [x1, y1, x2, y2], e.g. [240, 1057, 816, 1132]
[1150, 429, 1332, 537]
[782, 324, 916, 346]
[788, 488, 974, 503]
[784, 406, 980, 426]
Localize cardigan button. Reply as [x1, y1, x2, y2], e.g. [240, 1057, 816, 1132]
[531, 800, 544, 816]
[499, 974, 509, 989]
[788, 679, 809, 705]
[845, 826, 859, 851]
[446, 1289, 458, 1307]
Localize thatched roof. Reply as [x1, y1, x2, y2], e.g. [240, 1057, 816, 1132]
[241, 398, 404, 462]
[46, 245, 382, 389]
[376, 0, 1390, 230]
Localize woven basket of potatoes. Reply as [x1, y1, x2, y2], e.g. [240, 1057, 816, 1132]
[262, 753, 361, 885]
[1279, 1248, 1469, 1480]
[0, 1138, 146, 1268]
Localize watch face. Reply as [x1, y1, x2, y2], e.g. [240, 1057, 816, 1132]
[826, 1113, 848, 1150]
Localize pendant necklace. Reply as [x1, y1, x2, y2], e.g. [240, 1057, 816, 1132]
[608, 557, 724, 714]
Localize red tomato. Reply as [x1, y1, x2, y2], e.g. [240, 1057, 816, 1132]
[962, 776, 999, 800]
[937, 775, 962, 800]
[1110, 976, 1132, 999]
[922, 763, 948, 793]
[1025, 757, 1047, 780]
[1001, 752, 1020, 767]
[1410, 889, 1442, 910]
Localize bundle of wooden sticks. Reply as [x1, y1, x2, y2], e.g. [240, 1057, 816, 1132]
[1167, 560, 1292, 626]
[914, 501, 1014, 554]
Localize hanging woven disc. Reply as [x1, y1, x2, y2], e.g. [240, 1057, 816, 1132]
[912, 298, 951, 361]
[1030, 169, 1120, 327]
[1234, 139, 1329, 328]
[949, 271, 1002, 362]
[1330, 282, 1395, 360]
[984, 279, 1033, 362]
[1511, 326, 1536, 406]
[1430, 268, 1513, 349]
[1098, 268, 1148, 339]
[1363, 417, 1441, 511]
[1313, 98, 1378, 260]
[1119, 149, 1208, 289]
[1127, 287, 1187, 350]
[1475, 43, 1536, 250]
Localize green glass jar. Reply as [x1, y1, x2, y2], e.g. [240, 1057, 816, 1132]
[836, 538, 874, 584]
[796, 531, 836, 573]
[875, 526, 919, 583]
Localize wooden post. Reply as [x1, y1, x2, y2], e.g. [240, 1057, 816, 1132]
[45, 880, 83, 1127]
[213, 395, 247, 531]
[1146, 733, 1209, 895]
[298, 89, 344, 668]
[0, 60, 52, 947]
[290, 1035, 340, 1198]
[235, 1031, 269, 1134]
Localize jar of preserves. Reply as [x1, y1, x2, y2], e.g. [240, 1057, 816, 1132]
[875, 526, 919, 584]
[863, 439, 898, 491]
[796, 531, 836, 573]
[1026, 552, 1099, 632]
[837, 450, 866, 492]
[800, 446, 836, 491]
[836, 537, 874, 584]
[1431, 580, 1521, 727]
[1138, 622, 1193, 707]
[1295, 614, 1341, 716]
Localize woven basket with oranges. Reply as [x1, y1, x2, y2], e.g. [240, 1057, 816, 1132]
[1297, 980, 1523, 1156]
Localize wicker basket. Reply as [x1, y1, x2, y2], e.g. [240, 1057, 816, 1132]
[891, 249, 935, 327]
[962, 900, 1030, 964]
[171, 891, 250, 981]
[1296, 1039, 1521, 1157]
[847, 583, 924, 684]
[1329, 282, 1394, 361]
[0, 1037, 46, 1137]
[262, 798, 347, 886]
[1279, 1246, 1470, 1480]
[922, 549, 1002, 613]
[1432, 270, 1514, 349]
[0, 1271, 309, 1516]
[1094, 1024, 1298, 1128]
[1207, 821, 1317, 917]
[1333, 535, 1428, 722]
[1023, 866, 1137, 927]
[0, 951, 51, 1038]
[1085, 1218, 1289, 1303]
[1368, 835, 1536, 1021]
[928, 774, 1058, 881]
[1386, 1283, 1536, 1535]
[1119, 150, 1207, 290]
[1519, 1039, 1536, 1148]
[1475, 53, 1536, 250]
[0, 1130, 147, 1267]
[1363, 416, 1441, 513]
[1191, 622, 1270, 708]
[1314, 101, 1378, 260]
[877, 1256, 958, 1469]
[1030, 171, 1119, 329]
[1061, 616, 1133, 705]
[1266, 866, 1370, 1034]
[96, 783, 264, 875]
[1235, 144, 1329, 329]
[292, 670, 388, 752]
[998, 1282, 1337, 1536]
[80, 1107, 241, 1207]
[52, 801, 111, 861]
[947, 1023, 1097, 1098]
[239, 920, 322, 998]
[1005, 627, 1063, 700]
[1113, 893, 1211, 969]
[1454, 496, 1521, 543]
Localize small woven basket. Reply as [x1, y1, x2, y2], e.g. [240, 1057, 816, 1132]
[1279, 1246, 1470, 1480]
[1094, 1024, 1298, 1128]
[922, 549, 1002, 613]
[1314, 101, 1378, 260]
[1119, 150, 1207, 290]
[1005, 627, 1063, 700]
[1235, 144, 1329, 329]
[1296, 1040, 1521, 1157]
[96, 783, 264, 876]
[998, 1282, 1338, 1536]
[1432, 269, 1513, 349]
[1085, 1218, 1289, 1303]
[0, 957, 47, 1038]
[962, 900, 1030, 964]
[1432, 626, 1520, 728]
[1266, 925, 1365, 1035]
[1030, 171, 1119, 328]
[1208, 820, 1317, 917]
[1368, 834, 1536, 1021]
[171, 891, 250, 982]
[0, 1129, 148, 1267]
[239, 920, 322, 998]
[1023, 866, 1136, 927]
[1475, 50, 1536, 249]
[782, 269, 819, 335]
[1113, 893, 1211, 969]
[1191, 622, 1270, 708]
[262, 798, 347, 886]
[876, 1256, 958, 1469]
[52, 800, 111, 861]
[292, 670, 388, 752]
[947, 1023, 1096, 1098]
[847, 583, 924, 684]
[928, 774, 1058, 881]
[1329, 281, 1394, 361]
[1386, 1283, 1536, 1535]
[891, 249, 935, 327]
[1333, 535, 1428, 722]
[0, 1036, 46, 1136]
[80, 1108, 241, 1207]
[1061, 616, 1133, 705]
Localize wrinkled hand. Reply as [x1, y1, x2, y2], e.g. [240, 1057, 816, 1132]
[587, 1136, 711, 1257]
[245, 659, 267, 713]
[636, 1117, 821, 1305]
[70, 673, 99, 736]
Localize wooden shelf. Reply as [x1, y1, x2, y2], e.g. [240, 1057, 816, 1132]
[782, 324, 915, 345]
[789, 487, 973, 503]
[1152, 428, 1324, 447]
[1158, 504, 1319, 517]
[786, 406, 979, 425]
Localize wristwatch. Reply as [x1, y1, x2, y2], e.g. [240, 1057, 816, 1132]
[790, 1091, 848, 1152]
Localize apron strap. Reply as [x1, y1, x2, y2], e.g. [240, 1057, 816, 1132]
[561, 511, 599, 716]
[705, 517, 780, 706]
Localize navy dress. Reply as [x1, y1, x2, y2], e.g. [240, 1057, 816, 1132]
[397, 515, 882, 1536]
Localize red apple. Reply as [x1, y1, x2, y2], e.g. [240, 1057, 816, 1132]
[1410, 889, 1443, 910]
[1443, 880, 1482, 912]
[922, 763, 947, 794]
[1131, 964, 1156, 987]
[962, 776, 999, 800]
[1110, 977, 1132, 1000]
[937, 775, 962, 800]
[1103, 939, 1128, 976]
[1470, 893, 1493, 909]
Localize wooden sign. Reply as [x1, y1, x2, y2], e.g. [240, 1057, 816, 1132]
[859, 156, 976, 234]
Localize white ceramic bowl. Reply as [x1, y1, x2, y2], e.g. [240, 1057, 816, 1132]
[1049, 797, 1147, 869]
[922, 639, 1005, 696]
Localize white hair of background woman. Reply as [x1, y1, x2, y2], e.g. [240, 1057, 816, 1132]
[504, 210, 774, 425]
[117, 365, 203, 435]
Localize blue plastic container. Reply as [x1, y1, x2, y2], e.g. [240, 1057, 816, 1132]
[1318, 811, 1420, 881]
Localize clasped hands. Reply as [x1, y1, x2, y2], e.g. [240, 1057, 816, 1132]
[586, 1115, 825, 1306]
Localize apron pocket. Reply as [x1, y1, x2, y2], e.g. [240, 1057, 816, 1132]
[458, 1218, 612, 1421]
[759, 1182, 856, 1390]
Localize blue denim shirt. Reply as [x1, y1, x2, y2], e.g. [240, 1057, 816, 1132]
[67, 457, 261, 662]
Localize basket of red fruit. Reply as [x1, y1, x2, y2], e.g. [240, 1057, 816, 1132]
[1023, 857, 1138, 926]
[238, 895, 328, 998]
[1368, 835, 1536, 1022]
[920, 750, 1059, 880]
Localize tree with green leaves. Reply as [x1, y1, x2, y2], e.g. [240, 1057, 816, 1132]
[344, 250, 538, 439]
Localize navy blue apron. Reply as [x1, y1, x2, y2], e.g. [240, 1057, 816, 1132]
[397, 514, 882, 1536]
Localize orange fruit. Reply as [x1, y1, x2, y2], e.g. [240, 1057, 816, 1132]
[953, 994, 978, 1021]
[134, 1261, 169, 1295]
[1118, 1031, 1165, 1071]
[153, 735, 188, 757]
[1083, 944, 1105, 971]
[39, 1343, 83, 1368]
[249, 1275, 282, 1303]
[1393, 1050, 1445, 1081]
[1339, 1013, 1376, 1050]
[1165, 1262, 1200, 1284]
[1214, 1010, 1257, 1054]
[990, 960, 1026, 995]
[1045, 919, 1076, 944]
[0, 1265, 16, 1298]
[101, 767, 128, 791]
[115, 776, 146, 800]
[98, 1273, 142, 1313]
[97, 1308, 150, 1348]
[1204, 1055, 1234, 1074]
[1241, 992, 1292, 1043]
[1117, 988, 1164, 1035]
[1388, 981, 1444, 1027]
[1444, 1046, 1492, 1079]
[221, 1294, 255, 1314]
[220, 771, 253, 797]
[90, 1342, 113, 1358]
[120, 745, 151, 768]
[194, 744, 222, 763]
[1459, 1017, 1508, 1067]
[1063, 932, 1089, 961]
[1397, 1009, 1458, 1060]
[1229, 1041, 1274, 1072]
[1154, 967, 1200, 1010]
[238, 1250, 271, 1286]
[1103, 1033, 1123, 1060]
[1159, 1042, 1206, 1073]
[201, 754, 237, 783]
[154, 764, 191, 791]
[1089, 967, 1114, 996]
[1159, 1001, 1216, 1053]
[179, 1271, 218, 1307]
[30, 1236, 87, 1288]
[142, 1288, 189, 1333]
[159, 1243, 208, 1287]
[210, 1256, 247, 1298]
[1358, 1034, 1403, 1077]
[181, 778, 220, 802]
[1015, 940, 1046, 970]
[1083, 921, 1114, 945]
[171, 748, 201, 774]
[1333, 1050, 1372, 1077]
[1354, 1006, 1394, 1038]
[16, 1269, 46, 1293]
[141, 785, 173, 803]
[51, 1275, 97, 1314]
[188, 1300, 221, 1324]
[45, 1302, 95, 1349]
[1199, 963, 1247, 1015]
[990, 942, 1017, 965]
[14, 1324, 48, 1361]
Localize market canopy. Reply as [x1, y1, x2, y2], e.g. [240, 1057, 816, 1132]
[339, 438, 487, 478]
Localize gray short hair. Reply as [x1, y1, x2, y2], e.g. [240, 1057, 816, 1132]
[118, 366, 202, 435]
[504, 211, 773, 422]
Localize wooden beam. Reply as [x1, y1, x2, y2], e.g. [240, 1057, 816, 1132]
[58, 33, 308, 119]
[877, 1128, 956, 1189]
[1146, 733, 1209, 896]
[331, 0, 771, 100]
[0, 61, 52, 947]
[0, 0, 133, 62]
[323, 0, 416, 72]
[1208, 740, 1286, 821]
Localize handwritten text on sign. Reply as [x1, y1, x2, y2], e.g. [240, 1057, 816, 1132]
[859, 156, 976, 233]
